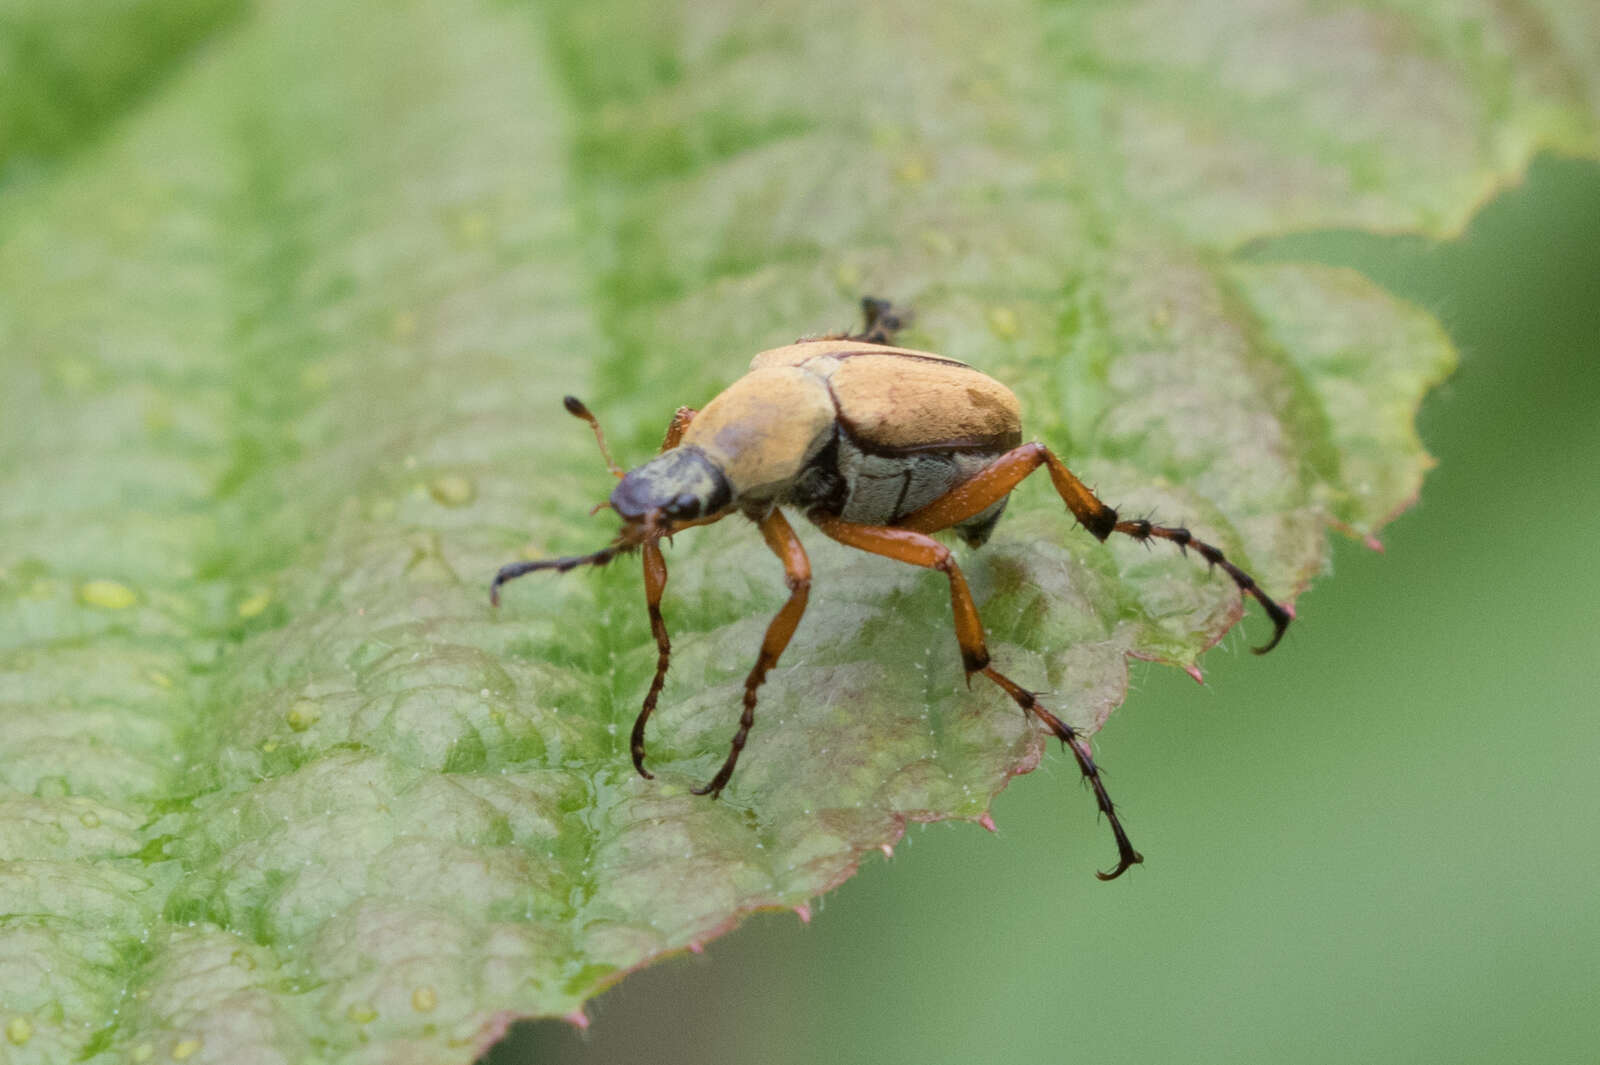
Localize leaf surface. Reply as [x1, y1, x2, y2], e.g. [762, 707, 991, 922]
[0, 0, 1592, 1060]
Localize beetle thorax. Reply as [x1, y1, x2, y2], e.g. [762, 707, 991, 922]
[679, 366, 836, 504]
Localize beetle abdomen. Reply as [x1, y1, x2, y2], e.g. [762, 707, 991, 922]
[834, 437, 1008, 543]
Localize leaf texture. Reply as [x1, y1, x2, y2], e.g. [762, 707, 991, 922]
[0, 0, 1592, 1060]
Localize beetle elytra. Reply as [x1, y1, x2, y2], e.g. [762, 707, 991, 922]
[492, 298, 1291, 880]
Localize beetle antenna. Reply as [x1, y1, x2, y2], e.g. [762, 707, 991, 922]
[564, 395, 624, 480]
[490, 540, 630, 606]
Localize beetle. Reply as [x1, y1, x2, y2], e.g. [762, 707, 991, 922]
[492, 298, 1291, 879]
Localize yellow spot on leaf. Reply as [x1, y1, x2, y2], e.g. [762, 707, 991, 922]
[893, 155, 931, 185]
[869, 121, 904, 148]
[428, 475, 476, 508]
[411, 986, 438, 1012]
[143, 400, 174, 435]
[966, 76, 1001, 102]
[299, 363, 332, 390]
[919, 228, 955, 256]
[986, 306, 1020, 340]
[6, 1016, 32, 1045]
[347, 1003, 378, 1024]
[456, 210, 490, 244]
[1038, 152, 1073, 183]
[79, 811, 101, 828]
[237, 590, 272, 619]
[80, 579, 137, 610]
[171, 1036, 202, 1060]
[55, 358, 96, 392]
[144, 669, 173, 689]
[286, 699, 320, 732]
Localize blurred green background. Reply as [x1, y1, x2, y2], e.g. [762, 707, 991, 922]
[503, 157, 1600, 1065]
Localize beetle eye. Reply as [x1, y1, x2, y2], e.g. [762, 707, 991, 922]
[665, 494, 701, 519]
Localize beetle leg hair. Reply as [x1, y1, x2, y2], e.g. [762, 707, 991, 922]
[896, 442, 1291, 654]
[809, 512, 1142, 881]
[693, 508, 812, 798]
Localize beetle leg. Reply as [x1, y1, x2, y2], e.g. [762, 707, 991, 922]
[897, 443, 1291, 654]
[810, 518, 991, 674]
[631, 539, 672, 780]
[659, 406, 697, 451]
[808, 513, 1142, 881]
[693, 509, 812, 798]
[980, 667, 1143, 882]
[850, 296, 908, 345]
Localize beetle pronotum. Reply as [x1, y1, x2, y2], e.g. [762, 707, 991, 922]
[493, 298, 1290, 879]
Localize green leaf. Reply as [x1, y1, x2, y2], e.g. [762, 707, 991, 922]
[0, 0, 1592, 1061]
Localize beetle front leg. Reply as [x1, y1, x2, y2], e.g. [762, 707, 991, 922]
[809, 513, 1142, 881]
[630, 540, 671, 779]
[896, 443, 1291, 654]
[693, 508, 812, 798]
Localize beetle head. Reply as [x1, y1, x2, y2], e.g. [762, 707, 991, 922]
[489, 445, 733, 605]
[609, 446, 732, 525]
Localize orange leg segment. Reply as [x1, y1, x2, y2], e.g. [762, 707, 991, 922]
[898, 442, 1291, 654]
[693, 508, 812, 798]
[810, 512, 1142, 880]
[809, 516, 992, 674]
[658, 406, 697, 451]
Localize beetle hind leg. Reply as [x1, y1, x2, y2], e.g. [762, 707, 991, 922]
[980, 668, 1143, 881]
[1111, 516, 1291, 653]
[850, 296, 910, 345]
[810, 513, 1141, 880]
[896, 442, 1291, 653]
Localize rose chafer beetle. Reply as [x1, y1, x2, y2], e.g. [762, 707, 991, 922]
[492, 298, 1291, 880]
